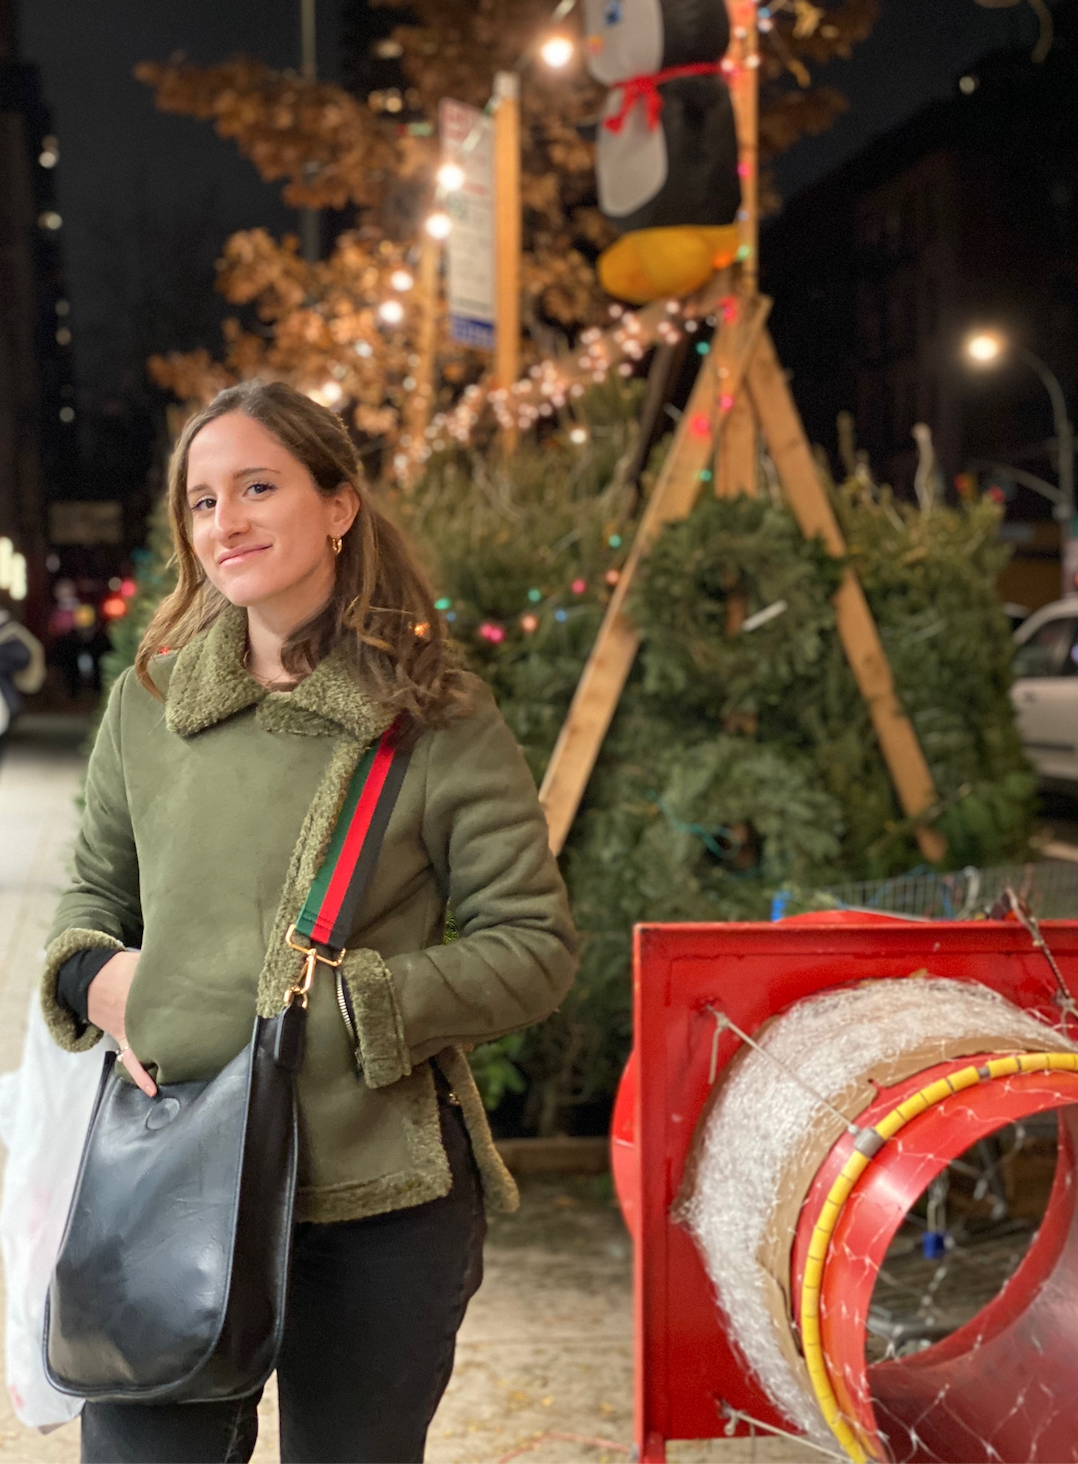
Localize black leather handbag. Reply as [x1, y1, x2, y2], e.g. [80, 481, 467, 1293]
[44, 721, 409, 1404]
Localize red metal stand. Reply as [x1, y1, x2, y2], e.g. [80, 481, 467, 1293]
[612, 915, 1078, 1462]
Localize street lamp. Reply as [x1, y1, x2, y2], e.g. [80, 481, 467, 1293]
[965, 332, 1004, 364]
[538, 34, 575, 68]
[424, 211, 452, 240]
[436, 162, 465, 193]
[964, 330, 1077, 596]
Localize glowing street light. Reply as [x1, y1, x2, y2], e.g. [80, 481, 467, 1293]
[965, 331, 1005, 365]
[436, 161, 466, 193]
[378, 298, 405, 325]
[425, 211, 452, 240]
[963, 327, 1076, 593]
[539, 33, 575, 68]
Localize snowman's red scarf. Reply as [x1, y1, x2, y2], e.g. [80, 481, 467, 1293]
[603, 60, 726, 134]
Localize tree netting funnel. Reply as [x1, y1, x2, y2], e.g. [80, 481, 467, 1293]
[614, 918, 1078, 1462]
[681, 977, 1078, 1463]
[804, 1071, 1078, 1462]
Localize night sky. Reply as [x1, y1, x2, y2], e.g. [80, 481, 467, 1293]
[17, 0, 344, 403]
[17, 0, 1043, 405]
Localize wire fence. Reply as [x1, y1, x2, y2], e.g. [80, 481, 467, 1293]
[782, 858, 1078, 921]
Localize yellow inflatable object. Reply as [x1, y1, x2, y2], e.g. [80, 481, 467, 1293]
[598, 224, 741, 304]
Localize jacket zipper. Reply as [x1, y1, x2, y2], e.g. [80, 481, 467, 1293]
[335, 969, 362, 1072]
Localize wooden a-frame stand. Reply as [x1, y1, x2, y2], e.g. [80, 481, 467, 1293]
[537, 288, 947, 864]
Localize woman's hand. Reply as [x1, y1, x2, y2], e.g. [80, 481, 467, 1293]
[87, 951, 157, 1097]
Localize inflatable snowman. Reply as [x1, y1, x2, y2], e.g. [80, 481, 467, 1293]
[583, 0, 742, 302]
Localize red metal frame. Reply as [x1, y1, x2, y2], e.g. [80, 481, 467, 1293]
[613, 916, 1078, 1462]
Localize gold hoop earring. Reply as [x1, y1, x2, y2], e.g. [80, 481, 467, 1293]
[332, 536, 343, 556]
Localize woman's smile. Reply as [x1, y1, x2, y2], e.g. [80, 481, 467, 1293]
[217, 543, 272, 568]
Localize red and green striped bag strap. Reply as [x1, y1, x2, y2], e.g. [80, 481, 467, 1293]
[293, 718, 411, 954]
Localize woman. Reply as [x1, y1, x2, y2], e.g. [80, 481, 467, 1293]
[41, 380, 578, 1464]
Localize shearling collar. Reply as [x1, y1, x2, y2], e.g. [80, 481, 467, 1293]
[164, 604, 390, 745]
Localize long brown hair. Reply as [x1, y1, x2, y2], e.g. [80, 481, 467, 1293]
[136, 380, 467, 729]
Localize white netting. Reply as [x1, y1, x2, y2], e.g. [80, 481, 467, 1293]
[678, 977, 1077, 1452]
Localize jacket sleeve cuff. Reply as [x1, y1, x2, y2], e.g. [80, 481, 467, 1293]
[341, 948, 412, 1089]
[41, 928, 124, 1052]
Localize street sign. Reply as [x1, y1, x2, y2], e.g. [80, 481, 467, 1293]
[439, 98, 495, 351]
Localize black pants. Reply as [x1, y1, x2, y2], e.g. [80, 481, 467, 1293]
[81, 1099, 486, 1464]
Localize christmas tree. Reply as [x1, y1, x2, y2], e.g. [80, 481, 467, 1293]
[397, 396, 1034, 1132]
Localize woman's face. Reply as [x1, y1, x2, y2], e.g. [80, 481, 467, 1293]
[185, 412, 358, 615]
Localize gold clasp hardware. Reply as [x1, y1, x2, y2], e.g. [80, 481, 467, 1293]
[284, 922, 346, 1009]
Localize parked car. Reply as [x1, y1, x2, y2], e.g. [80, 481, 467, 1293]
[1011, 596, 1078, 795]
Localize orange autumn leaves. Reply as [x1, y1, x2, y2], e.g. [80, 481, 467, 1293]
[139, 0, 876, 453]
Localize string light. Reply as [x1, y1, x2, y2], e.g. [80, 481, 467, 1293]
[378, 299, 405, 325]
[425, 211, 452, 240]
[393, 283, 724, 482]
[390, 269, 415, 291]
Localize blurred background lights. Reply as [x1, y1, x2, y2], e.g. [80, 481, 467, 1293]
[307, 379, 344, 407]
[389, 269, 414, 291]
[378, 298, 405, 325]
[539, 34, 574, 68]
[0, 538, 27, 601]
[436, 161, 465, 192]
[425, 211, 452, 240]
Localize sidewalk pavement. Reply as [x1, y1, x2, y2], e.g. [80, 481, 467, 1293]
[0, 727, 85, 1460]
[0, 728, 813, 1464]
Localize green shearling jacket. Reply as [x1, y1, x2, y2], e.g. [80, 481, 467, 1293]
[42, 607, 578, 1223]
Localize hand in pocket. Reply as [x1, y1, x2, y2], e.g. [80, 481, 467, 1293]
[87, 952, 157, 1096]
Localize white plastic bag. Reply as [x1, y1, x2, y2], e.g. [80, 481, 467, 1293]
[0, 990, 110, 1429]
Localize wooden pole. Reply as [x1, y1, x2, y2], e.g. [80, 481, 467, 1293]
[404, 229, 440, 482]
[539, 297, 771, 855]
[716, 371, 759, 498]
[745, 330, 946, 863]
[727, 0, 759, 293]
[493, 70, 521, 453]
[716, 0, 760, 497]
